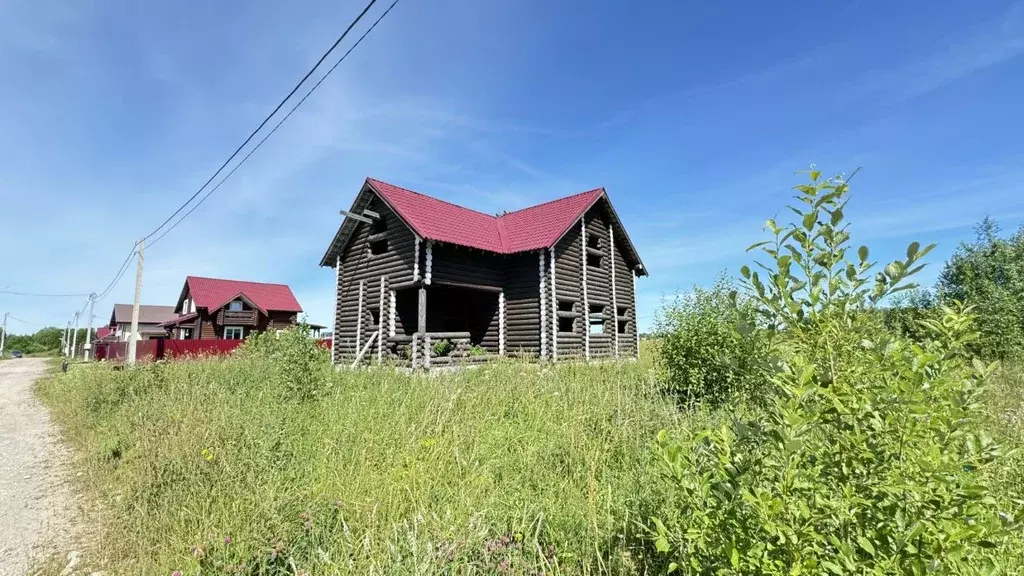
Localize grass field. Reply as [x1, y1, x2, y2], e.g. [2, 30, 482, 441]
[34, 344, 1024, 575]
[36, 345, 717, 574]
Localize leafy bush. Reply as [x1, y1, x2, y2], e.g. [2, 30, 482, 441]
[938, 217, 1024, 360]
[882, 288, 939, 343]
[431, 338, 454, 357]
[651, 170, 1021, 574]
[654, 276, 772, 405]
[235, 325, 331, 400]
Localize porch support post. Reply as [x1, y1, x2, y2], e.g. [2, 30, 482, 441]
[418, 286, 427, 370]
[580, 218, 589, 361]
[377, 277, 385, 364]
[550, 247, 557, 361]
[388, 289, 396, 337]
[355, 280, 364, 362]
[633, 271, 640, 358]
[538, 250, 547, 360]
[332, 254, 341, 365]
[498, 290, 506, 356]
[610, 224, 618, 360]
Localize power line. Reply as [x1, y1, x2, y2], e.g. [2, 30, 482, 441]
[149, 0, 403, 249]
[95, 247, 138, 302]
[140, 0, 382, 245]
[8, 314, 43, 326]
[0, 290, 91, 298]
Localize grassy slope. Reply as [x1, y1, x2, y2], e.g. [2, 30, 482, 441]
[37, 348, 710, 575]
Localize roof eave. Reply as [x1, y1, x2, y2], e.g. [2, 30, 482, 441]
[319, 179, 424, 267]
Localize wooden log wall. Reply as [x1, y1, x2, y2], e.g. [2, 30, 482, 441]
[334, 193, 418, 364]
[504, 252, 541, 356]
[430, 243, 506, 287]
[610, 212, 639, 357]
[553, 221, 584, 358]
[583, 205, 614, 359]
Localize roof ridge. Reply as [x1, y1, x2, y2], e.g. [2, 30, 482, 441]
[367, 178, 500, 221]
[497, 187, 605, 218]
[187, 275, 291, 287]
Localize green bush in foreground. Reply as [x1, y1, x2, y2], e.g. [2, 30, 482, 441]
[652, 170, 1022, 574]
[38, 348, 694, 574]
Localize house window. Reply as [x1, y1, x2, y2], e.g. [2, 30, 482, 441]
[228, 300, 243, 311]
[589, 304, 605, 334]
[370, 307, 381, 328]
[371, 216, 387, 235]
[557, 300, 576, 333]
[587, 252, 602, 268]
[587, 233, 600, 250]
[179, 328, 193, 340]
[223, 326, 244, 340]
[617, 319, 629, 334]
[369, 238, 389, 255]
[616, 306, 629, 334]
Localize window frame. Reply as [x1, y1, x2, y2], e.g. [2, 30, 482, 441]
[223, 326, 244, 340]
[227, 300, 244, 312]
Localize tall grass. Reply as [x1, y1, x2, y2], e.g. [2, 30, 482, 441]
[37, 350, 709, 575]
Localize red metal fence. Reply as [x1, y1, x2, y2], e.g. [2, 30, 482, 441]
[93, 339, 243, 363]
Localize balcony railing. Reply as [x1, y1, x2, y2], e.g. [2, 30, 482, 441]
[217, 309, 258, 326]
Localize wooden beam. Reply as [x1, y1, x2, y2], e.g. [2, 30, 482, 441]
[362, 208, 381, 219]
[580, 217, 589, 361]
[610, 223, 618, 360]
[539, 250, 547, 361]
[431, 279, 503, 293]
[377, 277, 385, 365]
[340, 209, 373, 224]
[350, 331, 378, 368]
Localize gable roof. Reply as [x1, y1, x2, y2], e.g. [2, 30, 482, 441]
[321, 178, 645, 273]
[179, 276, 303, 314]
[109, 304, 178, 326]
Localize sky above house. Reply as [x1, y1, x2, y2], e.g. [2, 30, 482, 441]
[2, 0, 1024, 334]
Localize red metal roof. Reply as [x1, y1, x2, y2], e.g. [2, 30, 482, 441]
[367, 178, 605, 254]
[95, 326, 113, 339]
[185, 276, 303, 314]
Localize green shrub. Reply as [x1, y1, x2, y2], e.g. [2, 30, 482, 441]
[235, 325, 331, 400]
[651, 169, 1020, 574]
[654, 276, 772, 405]
[882, 288, 939, 344]
[937, 217, 1024, 360]
[431, 338, 454, 357]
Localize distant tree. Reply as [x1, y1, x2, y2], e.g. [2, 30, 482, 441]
[937, 216, 1024, 359]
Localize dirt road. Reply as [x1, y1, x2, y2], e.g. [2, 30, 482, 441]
[0, 358, 72, 575]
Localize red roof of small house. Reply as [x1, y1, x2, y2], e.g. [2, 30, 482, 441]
[159, 311, 198, 327]
[367, 178, 606, 254]
[184, 276, 303, 314]
[95, 326, 113, 339]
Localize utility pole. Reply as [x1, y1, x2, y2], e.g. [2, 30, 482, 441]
[0, 312, 7, 357]
[70, 310, 81, 359]
[63, 321, 71, 356]
[127, 238, 144, 365]
[84, 293, 96, 361]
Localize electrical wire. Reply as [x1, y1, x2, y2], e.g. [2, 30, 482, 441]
[140, 0, 382, 245]
[7, 314, 42, 325]
[0, 290, 91, 298]
[95, 247, 138, 302]
[148, 0, 402, 249]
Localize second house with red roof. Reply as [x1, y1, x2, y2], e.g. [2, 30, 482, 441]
[160, 276, 303, 340]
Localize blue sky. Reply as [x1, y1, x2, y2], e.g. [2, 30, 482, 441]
[2, 0, 1024, 334]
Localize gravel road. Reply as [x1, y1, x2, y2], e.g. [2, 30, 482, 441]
[0, 358, 73, 575]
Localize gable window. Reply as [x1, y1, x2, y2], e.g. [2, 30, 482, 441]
[223, 326, 244, 340]
[228, 300, 244, 311]
[586, 233, 603, 268]
[370, 216, 388, 235]
[589, 304, 606, 334]
[369, 238, 389, 255]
